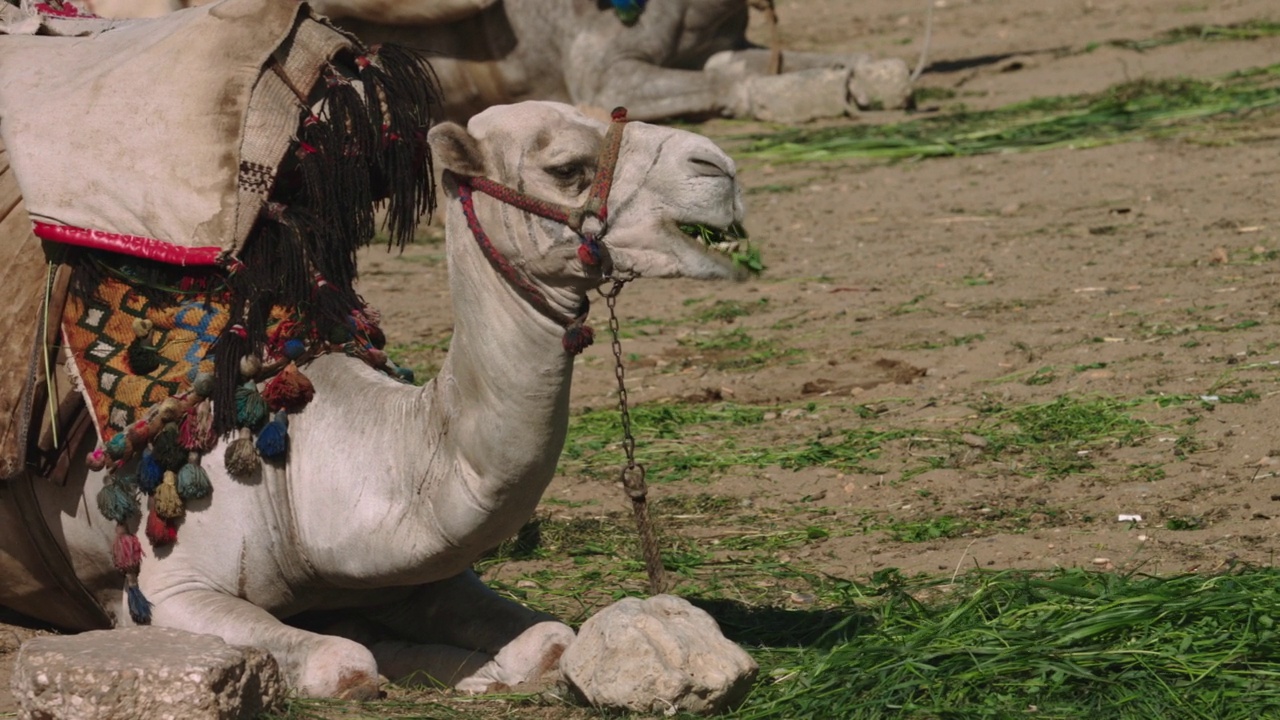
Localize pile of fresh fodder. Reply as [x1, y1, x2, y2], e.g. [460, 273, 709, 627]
[736, 566, 1280, 720]
[737, 63, 1280, 163]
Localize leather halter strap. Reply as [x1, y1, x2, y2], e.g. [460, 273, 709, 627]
[446, 107, 631, 355]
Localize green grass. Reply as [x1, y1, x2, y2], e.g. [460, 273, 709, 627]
[737, 567, 1280, 720]
[270, 567, 1280, 720]
[674, 328, 805, 371]
[734, 65, 1280, 163]
[1108, 19, 1280, 52]
[562, 393, 1167, 486]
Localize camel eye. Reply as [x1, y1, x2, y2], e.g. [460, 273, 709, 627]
[545, 163, 584, 182]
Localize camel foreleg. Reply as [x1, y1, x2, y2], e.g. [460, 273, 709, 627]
[360, 570, 575, 692]
[149, 588, 381, 699]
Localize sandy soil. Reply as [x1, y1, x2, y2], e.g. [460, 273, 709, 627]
[4, 0, 1280, 714]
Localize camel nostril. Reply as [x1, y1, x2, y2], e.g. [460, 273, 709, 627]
[689, 153, 731, 178]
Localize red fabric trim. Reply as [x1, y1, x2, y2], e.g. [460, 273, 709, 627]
[35, 2, 93, 18]
[34, 222, 223, 267]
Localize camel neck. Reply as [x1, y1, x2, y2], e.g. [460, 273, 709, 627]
[420, 193, 585, 551]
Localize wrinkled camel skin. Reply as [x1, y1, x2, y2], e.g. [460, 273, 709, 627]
[0, 102, 747, 698]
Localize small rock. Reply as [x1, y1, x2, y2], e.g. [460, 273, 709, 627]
[12, 627, 285, 720]
[961, 433, 989, 449]
[849, 58, 912, 110]
[561, 595, 758, 715]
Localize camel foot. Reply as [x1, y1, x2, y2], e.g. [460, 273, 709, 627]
[455, 621, 575, 693]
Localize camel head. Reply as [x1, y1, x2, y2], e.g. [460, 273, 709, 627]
[428, 101, 749, 288]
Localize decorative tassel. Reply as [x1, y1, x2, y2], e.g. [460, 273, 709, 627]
[126, 318, 161, 375]
[154, 471, 184, 520]
[353, 43, 439, 245]
[212, 323, 250, 435]
[151, 422, 186, 470]
[611, 0, 647, 24]
[126, 576, 152, 625]
[261, 363, 315, 413]
[255, 412, 289, 462]
[224, 428, 260, 478]
[192, 371, 216, 398]
[562, 320, 595, 355]
[179, 401, 217, 452]
[96, 476, 139, 523]
[364, 347, 388, 367]
[578, 237, 603, 266]
[177, 453, 212, 501]
[282, 338, 306, 360]
[145, 507, 178, 546]
[393, 366, 416, 384]
[240, 354, 263, 381]
[126, 419, 153, 446]
[235, 381, 269, 430]
[138, 450, 164, 494]
[112, 524, 143, 573]
[86, 447, 108, 471]
[105, 431, 131, 460]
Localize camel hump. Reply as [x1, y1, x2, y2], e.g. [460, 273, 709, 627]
[308, 0, 500, 26]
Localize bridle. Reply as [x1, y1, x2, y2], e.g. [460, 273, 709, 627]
[444, 107, 631, 356]
[443, 107, 668, 594]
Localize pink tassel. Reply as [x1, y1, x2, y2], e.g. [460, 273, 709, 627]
[112, 524, 144, 573]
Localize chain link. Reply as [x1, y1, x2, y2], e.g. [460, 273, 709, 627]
[603, 277, 667, 595]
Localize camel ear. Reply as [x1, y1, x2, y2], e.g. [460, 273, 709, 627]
[428, 122, 487, 177]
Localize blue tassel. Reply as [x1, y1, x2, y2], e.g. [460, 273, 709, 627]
[255, 411, 289, 461]
[611, 0, 646, 24]
[138, 451, 164, 494]
[126, 583, 152, 625]
[394, 366, 416, 384]
[283, 338, 306, 360]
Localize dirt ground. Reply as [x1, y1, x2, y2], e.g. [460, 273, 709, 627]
[366, 0, 1280, 585]
[4, 0, 1280, 715]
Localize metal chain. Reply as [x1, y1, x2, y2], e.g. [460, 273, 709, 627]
[602, 276, 667, 596]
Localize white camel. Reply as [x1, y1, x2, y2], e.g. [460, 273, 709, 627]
[86, 0, 914, 121]
[0, 101, 747, 697]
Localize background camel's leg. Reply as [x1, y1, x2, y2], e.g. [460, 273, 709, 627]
[708, 47, 875, 75]
[707, 48, 913, 110]
[572, 59, 749, 120]
[363, 570, 575, 691]
[150, 589, 380, 699]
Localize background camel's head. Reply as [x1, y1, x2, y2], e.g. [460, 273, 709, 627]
[428, 101, 749, 284]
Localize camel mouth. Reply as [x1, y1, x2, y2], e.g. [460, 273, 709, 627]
[678, 222, 764, 275]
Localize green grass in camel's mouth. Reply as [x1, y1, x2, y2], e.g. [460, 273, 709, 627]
[679, 221, 765, 275]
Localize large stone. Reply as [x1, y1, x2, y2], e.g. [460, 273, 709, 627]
[11, 626, 286, 720]
[744, 68, 853, 124]
[561, 594, 757, 715]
